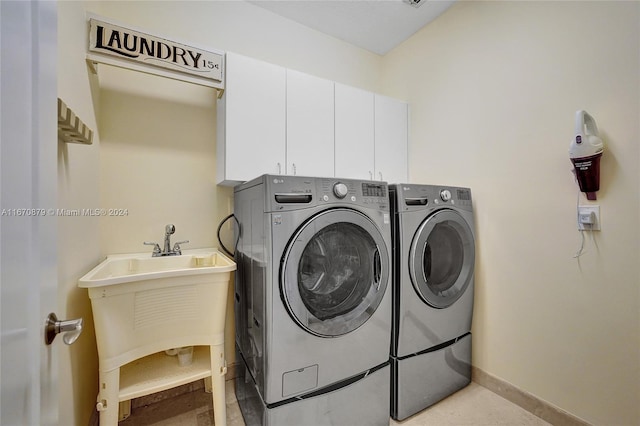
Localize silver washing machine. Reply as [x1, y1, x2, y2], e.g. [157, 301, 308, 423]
[389, 184, 475, 421]
[234, 174, 392, 426]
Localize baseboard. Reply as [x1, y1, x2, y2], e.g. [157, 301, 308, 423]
[472, 366, 591, 426]
[87, 362, 239, 426]
[89, 363, 590, 426]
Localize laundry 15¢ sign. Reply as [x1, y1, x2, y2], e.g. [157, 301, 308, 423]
[89, 18, 222, 82]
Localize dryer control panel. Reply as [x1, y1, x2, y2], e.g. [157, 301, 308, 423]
[392, 184, 473, 212]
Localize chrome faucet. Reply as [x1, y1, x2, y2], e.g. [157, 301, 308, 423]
[144, 224, 189, 257]
[163, 224, 175, 254]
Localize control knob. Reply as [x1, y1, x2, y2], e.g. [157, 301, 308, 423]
[333, 182, 348, 199]
[440, 189, 452, 202]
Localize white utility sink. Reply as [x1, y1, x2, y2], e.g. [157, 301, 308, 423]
[78, 248, 235, 287]
[78, 248, 235, 426]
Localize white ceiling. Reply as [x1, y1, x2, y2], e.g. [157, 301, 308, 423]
[248, 0, 456, 56]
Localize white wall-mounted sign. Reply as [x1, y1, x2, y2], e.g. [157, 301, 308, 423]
[87, 17, 224, 91]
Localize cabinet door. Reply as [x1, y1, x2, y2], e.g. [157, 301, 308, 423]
[374, 94, 408, 184]
[286, 69, 334, 177]
[217, 52, 286, 185]
[334, 83, 374, 180]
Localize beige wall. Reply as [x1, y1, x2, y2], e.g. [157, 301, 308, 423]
[57, 2, 104, 425]
[381, 1, 640, 424]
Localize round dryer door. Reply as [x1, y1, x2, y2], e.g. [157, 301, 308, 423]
[409, 209, 475, 309]
[281, 208, 389, 337]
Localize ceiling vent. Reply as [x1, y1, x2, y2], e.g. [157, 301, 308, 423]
[403, 0, 426, 8]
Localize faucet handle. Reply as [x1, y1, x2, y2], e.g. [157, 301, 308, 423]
[173, 240, 189, 255]
[144, 241, 161, 254]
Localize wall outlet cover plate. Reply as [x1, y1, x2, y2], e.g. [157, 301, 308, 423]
[577, 205, 600, 231]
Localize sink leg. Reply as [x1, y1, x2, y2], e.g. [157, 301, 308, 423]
[210, 344, 227, 426]
[119, 400, 132, 421]
[98, 368, 120, 426]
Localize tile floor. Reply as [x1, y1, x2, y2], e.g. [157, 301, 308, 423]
[119, 379, 551, 426]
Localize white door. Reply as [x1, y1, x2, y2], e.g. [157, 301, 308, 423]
[1, 1, 58, 424]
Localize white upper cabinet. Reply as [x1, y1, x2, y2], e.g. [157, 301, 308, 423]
[216, 52, 286, 185]
[334, 83, 375, 180]
[217, 53, 408, 186]
[286, 69, 334, 178]
[374, 94, 408, 184]
[335, 86, 409, 183]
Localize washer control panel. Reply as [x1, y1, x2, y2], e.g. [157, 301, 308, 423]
[267, 176, 390, 212]
[318, 179, 388, 210]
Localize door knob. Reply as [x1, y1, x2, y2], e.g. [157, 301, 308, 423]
[44, 312, 83, 345]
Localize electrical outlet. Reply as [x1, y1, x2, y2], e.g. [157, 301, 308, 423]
[577, 205, 600, 231]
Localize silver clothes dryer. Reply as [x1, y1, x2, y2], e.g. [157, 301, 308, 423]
[389, 184, 475, 421]
[234, 175, 393, 426]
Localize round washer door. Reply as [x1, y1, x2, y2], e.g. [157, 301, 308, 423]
[281, 208, 389, 337]
[409, 209, 475, 309]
